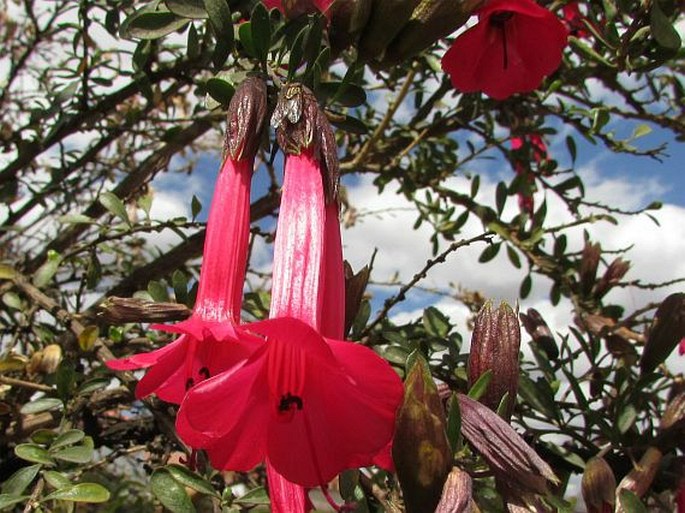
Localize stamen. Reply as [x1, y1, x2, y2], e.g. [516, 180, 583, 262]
[278, 392, 303, 412]
[321, 485, 356, 512]
[489, 11, 513, 70]
[199, 367, 210, 380]
[185, 377, 195, 390]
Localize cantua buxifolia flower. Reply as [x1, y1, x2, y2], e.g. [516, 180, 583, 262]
[177, 84, 403, 495]
[106, 78, 267, 404]
[510, 133, 547, 215]
[441, 0, 568, 99]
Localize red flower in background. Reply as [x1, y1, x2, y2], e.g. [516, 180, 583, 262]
[562, 2, 589, 38]
[510, 133, 548, 215]
[441, 0, 568, 99]
[679, 337, 685, 356]
[263, 0, 333, 18]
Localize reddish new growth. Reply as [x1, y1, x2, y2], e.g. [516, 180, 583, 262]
[441, 0, 568, 99]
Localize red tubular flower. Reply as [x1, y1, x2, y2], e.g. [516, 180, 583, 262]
[562, 2, 589, 38]
[177, 85, 403, 492]
[106, 78, 267, 404]
[441, 0, 568, 99]
[679, 337, 685, 356]
[510, 133, 548, 215]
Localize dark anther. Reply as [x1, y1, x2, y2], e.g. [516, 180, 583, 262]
[490, 11, 514, 26]
[278, 392, 303, 412]
[185, 377, 195, 390]
[199, 367, 210, 380]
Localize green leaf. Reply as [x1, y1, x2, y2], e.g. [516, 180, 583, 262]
[467, 370, 492, 401]
[234, 486, 270, 505]
[33, 250, 62, 288]
[250, 2, 271, 63]
[650, 1, 681, 50]
[165, 0, 207, 18]
[422, 307, 450, 338]
[2, 292, 22, 310]
[166, 465, 217, 497]
[617, 489, 648, 513]
[495, 181, 507, 214]
[478, 243, 500, 263]
[445, 393, 462, 453]
[20, 398, 63, 415]
[506, 245, 521, 269]
[14, 445, 55, 466]
[151, 469, 196, 513]
[205, 77, 235, 106]
[617, 404, 637, 433]
[318, 82, 366, 108]
[1, 464, 41, 495]
[203, 0, 233, 49]
[565, 135, 577, 163]
[99, 191, 130, 226]
[50, 430, 85, 450]
[0, 264, 15, 280]
[190, 195, 202, 220]
[51, 445, 94, 464]
[57, 213, 95, 224]
[329, 114, 368, 134]
[0, 494, 29, 510]
[43, 471, 73, 490]
[147, 280, 170, 302]
[123, 11, 190, 40]
[630, 124, 652, 140]
[520, 274, 532, 299]
[44, 483, 110, 503]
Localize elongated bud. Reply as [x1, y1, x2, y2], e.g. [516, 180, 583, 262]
[393, 353, 452, 513]
[468, 301, 520, 419]
[435, 468, 473, 513]
[272, 83, 339, 201]
[99, 297, 192, 323]
[616, 447, 662, 507]
[457, 394, 558, 497]
[383, 0, 483, 65]
[357, 0, 422, 61]
[579, 242, 601, 296]
[640, 293, 685, 374]
[225, 76, 268, 161]
[594, 257, 630, 298]
[329, 0, 372, 53]
[582, 457, 616, 513]
[343, 261, 370, 336]
[519, 308, 558, 361]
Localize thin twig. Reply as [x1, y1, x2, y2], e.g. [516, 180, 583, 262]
[361, 232, 493, 338]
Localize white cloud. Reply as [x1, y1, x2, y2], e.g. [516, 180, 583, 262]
[341, 162, 685, 375]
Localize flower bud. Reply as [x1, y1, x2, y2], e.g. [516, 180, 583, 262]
[581, 457, 616, 513]
[225, 76, 267, 162]
[328, 0, 372, 53]
[616, 447, 662, 505]
[435, 467, 473, 513]
[468, 301, 520, 419]
[383, 0, 483, 65]
[594, 257, 630, 298]
[393, 353, 452, 513]
[519, 308, 558, 361]
[640, 293, 685, 374]
[99, 296, 192, 323]
[579, 242, 601, 296]
[457, 394, 557, 497]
